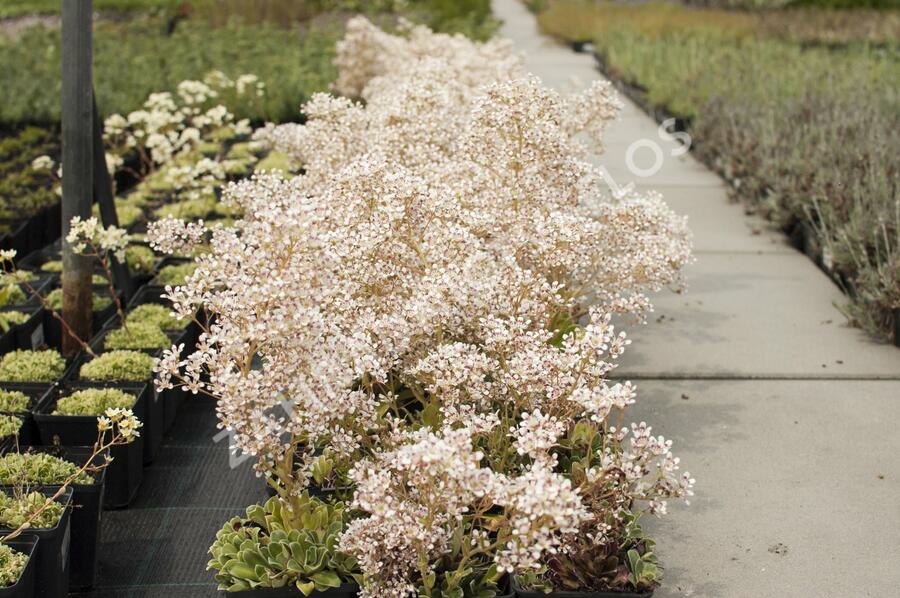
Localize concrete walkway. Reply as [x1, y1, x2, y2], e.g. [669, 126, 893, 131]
[493, 1, 900, 596]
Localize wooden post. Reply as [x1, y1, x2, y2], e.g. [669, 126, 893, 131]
[61, 0, 94, 356]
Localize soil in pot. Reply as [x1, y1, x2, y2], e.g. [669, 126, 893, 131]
[32, 384, 145, 508]
[0, 534, 39, 598]
[0, 487, 72, 598]
[0, 445, 106, 591]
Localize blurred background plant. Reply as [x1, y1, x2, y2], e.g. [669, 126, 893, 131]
[533, 0, 899, 341]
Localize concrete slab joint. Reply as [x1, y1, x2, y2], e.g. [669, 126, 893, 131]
[491, 0, 900, 595]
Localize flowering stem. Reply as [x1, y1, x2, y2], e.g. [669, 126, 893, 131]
[0, 263, 97, 358]
[0, 426, 123, 543]
[94, 250, 127, 332]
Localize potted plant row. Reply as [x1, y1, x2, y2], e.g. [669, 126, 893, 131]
[0, 406, 139, 595]
[33, 384, 144, 509]
[67, 347, 162, 464]
[0, 487, 73, 598]
[0, 349, 145, 508]
[0, 447, 107, 591]
[125, 284, 201, 429]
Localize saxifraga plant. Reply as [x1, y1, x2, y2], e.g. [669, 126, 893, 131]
[208, 493, 359, 595]
[0, 542, 29, 588]
[0, 350, 66, 382]
[79, 350, 156, 382]
[0, 453, 94, 486]
[53, 388, 136, 416]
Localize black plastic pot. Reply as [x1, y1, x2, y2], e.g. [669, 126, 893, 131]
[225, 582, 359, 597]
[0, 307, 40, 353]
[0, 203, 60, 261]
[0, 328, 13, 357]
[2, 278, 55, 311]
[0, 383, 53, 447]
[511, 577, 652, 598]
[16, 245, 61, 272]
[0, 445, 107, 591]
[0, 487, 72, 598]
[67, 348, 162, 465]
[0, 306, 46, 355]
[42, 301, 118, 351]
[2, 308, 46, 351]
[124, 286, 199, 429]
[0, 414, 36, 447]
[32, 383, 145, 508]
[0, 534, 39, 597]
[0, 220, 32, 260]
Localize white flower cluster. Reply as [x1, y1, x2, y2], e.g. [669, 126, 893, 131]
[340, 425, 588, 596]
[30, 155, 55, 171]
[151, 19, 695, 596]
[147, 217, 208, 255]
[97, 407, 142, 442]
[66, 216, 130, 260]
[104, 70, 257, 177]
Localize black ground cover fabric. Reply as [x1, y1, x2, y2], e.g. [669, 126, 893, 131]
[71, 396, 265, 597]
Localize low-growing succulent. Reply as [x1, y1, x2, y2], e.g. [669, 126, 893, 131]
[254, 151, 292, 173]
[105, 322, 170, 350]
[155, 263, 197, 286]
[153, 196, 217, 221]
[222, 158, 254, 177]
[0, 311, 29, 333]
[226, 142, 265, 160]
[40, 262, 105, 284]
[0, 272, 37, 285]
[0, 285, 26, 308]
[92, 202, 144, 229]
[0, 416, 21, 439]
[527, 514, 661, 594]
[38, 260, 63, 274]
[0, 490, 64, 529]
[198, 141, 222, 157]
[0, 390, 29, 413]
[125, 245, 157, 274]
[0, 453, 94, 486]
[45, 289, 112, 311]
[53, 388, 136, 416]
[208, 493, 359, 595]
[0, 350, 66, 382]
[0, 542, 29, 587]
[117, 190, 153, 209]
[127, 303, 183, 330]
[79, 350, 155, 382]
